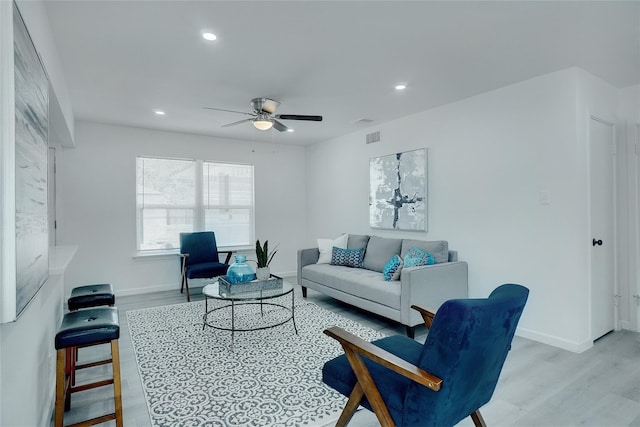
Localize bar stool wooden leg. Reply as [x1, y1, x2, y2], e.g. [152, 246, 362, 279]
[65, 347, 75, 410]
[55, 349, 66, 427]
[112, 340, 124, 427]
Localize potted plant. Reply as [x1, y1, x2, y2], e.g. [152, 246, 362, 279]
[255, 239, 278, 280]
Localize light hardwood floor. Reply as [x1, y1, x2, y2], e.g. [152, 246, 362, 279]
[54, 280, 640, 427]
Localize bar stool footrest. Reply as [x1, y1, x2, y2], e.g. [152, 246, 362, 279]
[67, 412, 116, 427]
[71, 378, 114, 393]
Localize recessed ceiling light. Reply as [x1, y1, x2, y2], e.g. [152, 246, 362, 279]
[286, 129, 294, 132]
[154, 110, 166, 116]
[395, 84, 407, 90]
[202, 32, 217, 41]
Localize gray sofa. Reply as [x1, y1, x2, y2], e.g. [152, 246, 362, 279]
[297, 234, 468, 337]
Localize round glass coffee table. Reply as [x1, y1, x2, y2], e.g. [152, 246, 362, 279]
[202, 280, 298, 350]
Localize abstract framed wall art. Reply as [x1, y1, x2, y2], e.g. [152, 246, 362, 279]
[13, 2, 49, 318]
[369, 148, 427, 231]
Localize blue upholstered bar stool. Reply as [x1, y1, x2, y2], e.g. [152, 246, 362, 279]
[54, 307, 123, 427]
[68, 283, 115, 311]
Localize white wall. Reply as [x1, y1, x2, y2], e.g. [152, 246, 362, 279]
[57, 121, 307, 296]
[306, 68, 621, 352]
[0, 264, 66, 427]
[618, 85, 640, 122]
[15, 0, 74, 144]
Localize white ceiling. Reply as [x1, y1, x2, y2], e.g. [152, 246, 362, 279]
[44, 1, 640, 145]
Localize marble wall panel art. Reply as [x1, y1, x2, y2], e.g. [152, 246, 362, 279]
[369, 148, 427, 231]
[13, 4, 49, 317]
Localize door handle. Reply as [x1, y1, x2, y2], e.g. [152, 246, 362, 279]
[592, 239, 603, 246]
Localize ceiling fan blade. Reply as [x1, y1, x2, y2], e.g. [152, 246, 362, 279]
[272, 119, 289, 132]
[222, 118, 253, 128]
[204, 107, 254, 116]
[275, 114, 323, 122]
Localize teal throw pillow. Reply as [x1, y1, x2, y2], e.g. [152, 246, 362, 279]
[330, 247, 365, 268]
[403, 246, 435, 268]
[382, 255, 403, 281]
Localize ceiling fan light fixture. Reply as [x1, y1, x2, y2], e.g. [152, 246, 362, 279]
[253, 114, 273, 130]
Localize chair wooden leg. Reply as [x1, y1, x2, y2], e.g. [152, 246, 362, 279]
[301, 286, 307, 298]
[336, 383, 365, 427]
[111, 340, 124, 427]
[185, 278, 191, 302]
[344, 349, 395, 427]
[471, 410, 486, 427]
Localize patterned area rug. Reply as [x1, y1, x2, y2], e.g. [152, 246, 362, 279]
[127, 297, 385, 427]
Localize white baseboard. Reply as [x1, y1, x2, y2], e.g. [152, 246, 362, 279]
[274, 270, 296, 279]
[516, 327, 592, 353]
[114, 270, 298, 297]
[116, 283, 179, 296]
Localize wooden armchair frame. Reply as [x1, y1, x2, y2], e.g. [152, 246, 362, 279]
[323, 304, 486, 427]
[179, 250, 232, 301]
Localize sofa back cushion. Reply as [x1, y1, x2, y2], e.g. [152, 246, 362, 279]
[400, 239, 449, 264]
[347, 234, 370, 250]
[363, 236, 403, 272]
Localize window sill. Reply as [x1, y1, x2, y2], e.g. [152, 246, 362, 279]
[133, 250, 179, 260]
[133, 246, 254, 260]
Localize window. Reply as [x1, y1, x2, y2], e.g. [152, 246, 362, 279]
[136, 156, 254, 252]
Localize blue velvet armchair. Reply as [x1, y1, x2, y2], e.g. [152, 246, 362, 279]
[179, 232, 232, 302]
[322, 283, 529, 427]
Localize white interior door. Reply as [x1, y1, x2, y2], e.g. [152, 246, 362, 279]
[590, 117, 616, 341]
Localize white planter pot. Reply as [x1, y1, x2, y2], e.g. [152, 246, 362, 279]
[256, 267, 270, 280]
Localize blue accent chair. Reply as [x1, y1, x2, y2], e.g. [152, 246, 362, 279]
[179, 232, 232, 301]
[322, 283, 529, 427]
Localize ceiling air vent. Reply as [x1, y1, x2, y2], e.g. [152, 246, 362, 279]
[366, 131, 380, 144]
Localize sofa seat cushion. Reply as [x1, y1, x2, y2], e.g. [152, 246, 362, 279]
[302, 264, 401, 310]
[401, 240, 449, 264]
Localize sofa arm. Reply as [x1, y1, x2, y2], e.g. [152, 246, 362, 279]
[399, 261, 469, 326]
[297, 248, 320, 285]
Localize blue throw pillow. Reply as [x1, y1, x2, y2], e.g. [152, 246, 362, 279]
[403, 246, 435, 268]
[382, 255, 403, 281]
[330, 247, 365, 268]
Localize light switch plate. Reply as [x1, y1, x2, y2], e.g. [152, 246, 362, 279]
[539, 191, 551, 205]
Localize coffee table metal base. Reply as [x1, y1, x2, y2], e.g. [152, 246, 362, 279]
[202, 284, 297, 351]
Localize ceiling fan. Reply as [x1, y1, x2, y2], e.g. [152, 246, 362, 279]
[203, 98, 322, 132]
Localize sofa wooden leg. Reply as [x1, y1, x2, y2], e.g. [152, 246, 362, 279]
[301, 286, 307, 298]
[405, 325, 416, 339]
